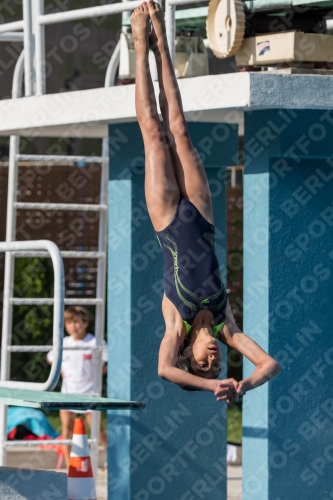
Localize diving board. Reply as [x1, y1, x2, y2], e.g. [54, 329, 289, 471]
[0, 388, 145, 411]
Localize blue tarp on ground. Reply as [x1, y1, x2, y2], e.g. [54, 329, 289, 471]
[7, 407, 59, 438]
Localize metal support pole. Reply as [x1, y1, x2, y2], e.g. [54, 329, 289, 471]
[0, 49, 25, 466]
[104, 41, 120, 88]
[35, 0, 45, 95]
[22, 0, 34, 96]
[0, 21, 24, 34]
[122, 0, 131, 34]
[0, 134, 20, 466]
[165, 0, 176, 65]
[38, 2, 142, 25]
[90, 137, 109, 481]
[0, 33, 24, 42]
[0, 249, 15, 466]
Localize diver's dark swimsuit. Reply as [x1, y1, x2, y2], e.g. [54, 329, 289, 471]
[155, 198, 227, 336]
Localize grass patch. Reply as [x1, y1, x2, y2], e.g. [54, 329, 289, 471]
[227, 405, 242, 444]
[45, 411, 108, 438]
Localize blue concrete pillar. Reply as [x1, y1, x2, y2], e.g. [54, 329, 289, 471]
[243, 110, 333, 500]
[107, 121, 238, 500]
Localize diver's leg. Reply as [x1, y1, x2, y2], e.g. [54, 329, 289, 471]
[148, 0, 213, 223]
[131, 1, 180, 231]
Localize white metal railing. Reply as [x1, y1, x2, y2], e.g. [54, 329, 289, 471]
[165, 0, 201, 65]
[0, 240, 65, 391]
[1, 0, 178, 96]
[0, 22, 111, 473]
[0, 0, 169, 475]
[34, 0, 144, 95]
[0, 0, 34, 96]
[4, 0, 161, 95]
[0, 20, 24, 33]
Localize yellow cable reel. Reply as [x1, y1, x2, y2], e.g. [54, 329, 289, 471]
[206, 0, 245, 58]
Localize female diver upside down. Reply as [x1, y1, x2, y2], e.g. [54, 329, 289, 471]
[130, 0, 280, 402]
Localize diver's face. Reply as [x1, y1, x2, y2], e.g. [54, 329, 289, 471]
[189, 337, 222, 378]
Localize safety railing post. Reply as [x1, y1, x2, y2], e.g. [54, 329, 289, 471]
[0, 132, 20, 467]
[90, 138, 109, 480]
[165, 0, 176, 65]
[35, 0, 45, 95]
[22, 0, 34, 96]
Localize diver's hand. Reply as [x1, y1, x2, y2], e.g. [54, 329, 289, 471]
[212, 378, 238, 403]
[234, 380, 246, 402]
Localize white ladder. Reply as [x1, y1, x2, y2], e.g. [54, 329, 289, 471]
[0, 47, 109, 473]
[0, 138, 109, 474]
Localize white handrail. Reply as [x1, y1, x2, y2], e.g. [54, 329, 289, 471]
[0, 240, 64, 391]
[165, 1, 176, 65]
[0, 20, 24, 34]
[35, 0, 45, 96]
[1, 0, 208, 97]
[37, 2, 143, 25]
[34, 0, 143, 95]
[22, 0, 34, 97]
[0, 33, 24, 42]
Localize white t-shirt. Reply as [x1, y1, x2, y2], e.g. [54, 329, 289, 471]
[47, 333, 108, 395]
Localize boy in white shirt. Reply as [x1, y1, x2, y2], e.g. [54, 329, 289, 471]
[47, 306, 108, 467]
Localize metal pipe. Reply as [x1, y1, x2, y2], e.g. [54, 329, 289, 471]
[22, 0, 34, 97]
[90, 136, 109, 480]
[37, 1, 143, 25]
[10, 251, 105, 258]
[12, 51, 25, 100]
[0, 240, 64, 392]
[0, 33, 24, 42]
[14, 202, 107, 211]
[17, 154, 104, 162]
[30, 0, 38, 93]
[0, 21, 24, 34]
[8, 346, 102, 352]
[167, 0, 196, 5]
[122, 0, 132, 34]
[35, 0, 45, 95]
[5, 439, 97, 447]
[165, 0, 176, 65]
[0, 246, 15, 466]
[243, 1, 291, 12]
[0, 48, 26, 467]
[104, 41, 121, 88]
[11, 298, 103, 305]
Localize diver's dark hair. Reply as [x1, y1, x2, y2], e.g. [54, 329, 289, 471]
[175, 339, 219, 391]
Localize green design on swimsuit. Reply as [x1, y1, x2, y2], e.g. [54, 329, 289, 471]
[155, 198, 227, 333]
[162, 234, 227, 334]
[183, 320, 225, 338]
[163, 235, 227, 313]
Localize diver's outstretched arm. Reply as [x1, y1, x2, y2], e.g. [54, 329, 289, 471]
[217, 300, 281, 401]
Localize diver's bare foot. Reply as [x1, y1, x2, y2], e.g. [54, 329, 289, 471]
[147, 0, 167, 49]
[130, 2, 150, 49]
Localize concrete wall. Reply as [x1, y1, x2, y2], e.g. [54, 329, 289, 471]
[0, 467, 67, 499]
[243, 109, 333, 499]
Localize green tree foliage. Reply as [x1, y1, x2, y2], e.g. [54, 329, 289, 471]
[11, 258, 54, 384]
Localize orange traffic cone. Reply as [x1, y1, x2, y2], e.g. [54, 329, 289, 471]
[68, 417, 97, 500]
